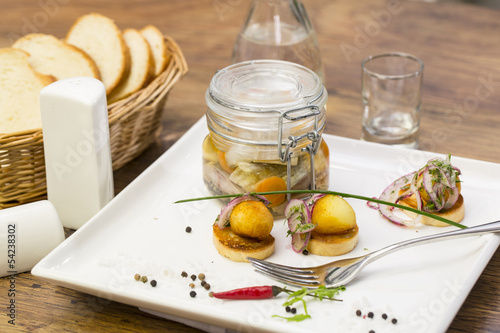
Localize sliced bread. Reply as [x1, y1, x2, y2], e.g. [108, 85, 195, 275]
[12, 33, 100, 81]
[108, 29, 154, 103]
[0, 48, 55, 133]
[65, 13, 129, 94]
[140, 25, 169, 76]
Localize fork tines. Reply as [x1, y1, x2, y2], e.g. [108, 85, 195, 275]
[247, 257, 322, 287]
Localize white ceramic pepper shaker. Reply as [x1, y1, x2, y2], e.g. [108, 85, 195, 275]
[40, 77, 114, 229]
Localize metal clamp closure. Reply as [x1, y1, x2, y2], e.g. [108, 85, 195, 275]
[277, 106, 322, 200]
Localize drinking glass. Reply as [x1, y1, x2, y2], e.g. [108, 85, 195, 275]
[361, 52, 424, 148]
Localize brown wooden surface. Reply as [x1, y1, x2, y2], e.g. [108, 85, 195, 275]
[1, 0, 499, 332]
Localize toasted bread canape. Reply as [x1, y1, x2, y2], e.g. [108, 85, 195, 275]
[307, 194, 359, 256]
[213, 197, 275, 262]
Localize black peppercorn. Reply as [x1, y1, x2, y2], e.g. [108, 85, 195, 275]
[285, 306, 291, 312]
[392, 318, 397, 324]
[185, 226, 192, 233]
[367, 312, 374, 319]
[150, 280, 157, 287]
[201, 280, 207, 287]
[356, 310, 362, 316]
[382, 313, 388, 320]
[181, 271, 188, 278]
[190, 291, 196, 298]
[369, 330, 375, 333]
[191, 274, 197, 281]
[302, 249, 309, 255]
[291, 308, 297, 314]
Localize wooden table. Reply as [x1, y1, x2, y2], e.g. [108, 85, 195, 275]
[1, 0, 499, 332]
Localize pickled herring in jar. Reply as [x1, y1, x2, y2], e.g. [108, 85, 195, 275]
[203, 60, 329, 216]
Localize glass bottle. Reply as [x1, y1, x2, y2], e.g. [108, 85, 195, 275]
[203, 60, 329, 216]
[232, 0, 324, 82]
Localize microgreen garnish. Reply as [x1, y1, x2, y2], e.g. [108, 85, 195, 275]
[286, 222, 316, 237]
[293, 223, 316, 235]
[273, 285, 346, 322]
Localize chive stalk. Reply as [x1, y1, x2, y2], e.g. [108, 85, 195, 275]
[174, 189, 466, 229]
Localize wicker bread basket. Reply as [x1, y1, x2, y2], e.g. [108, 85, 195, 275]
[0, 36, 188, 209]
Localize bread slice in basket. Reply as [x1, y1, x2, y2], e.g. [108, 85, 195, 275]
[66, 13, 129, 94]
[108, 29, 155, 103]
[0, 48, 55, 133]
[12, 33, 100, 81]
[140, 25, 170, 76]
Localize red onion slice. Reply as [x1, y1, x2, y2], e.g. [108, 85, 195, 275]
[291, 231, 311, 253]
[287, 211, 301, 233]
[443, 187, 459, 210]
[378, 171, 422, 227]
[217, 193, 270, 229]
[444, 160, 461, 209]
[284, 198, 315, 253]
[422, 165, 459, 212]
[305, 193, 326, 207]
[285, 199, 313, 233]
[284, 199, 308, 219]
[305, 193, 326, 217]
[422, 166, 443, 212]
[407, 174, 423, 211]
[367, 199, 379, 210]
[287, 212, 316, 235]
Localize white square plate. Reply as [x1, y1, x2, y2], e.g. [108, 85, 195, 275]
[32, 117, 500, 333]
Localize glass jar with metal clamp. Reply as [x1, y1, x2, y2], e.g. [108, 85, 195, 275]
[203, 60, 329, 216]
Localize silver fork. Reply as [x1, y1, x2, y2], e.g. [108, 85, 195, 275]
[248, 220, 500, 288]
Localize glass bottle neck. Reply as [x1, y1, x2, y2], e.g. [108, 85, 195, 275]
[232, 0, 324, 82]
[243, 0, 313, 45]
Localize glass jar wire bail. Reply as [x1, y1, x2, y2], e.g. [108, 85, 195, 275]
[278, 105, 322, 201]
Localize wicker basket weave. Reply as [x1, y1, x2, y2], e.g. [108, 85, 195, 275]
[0, 36, 188, 209]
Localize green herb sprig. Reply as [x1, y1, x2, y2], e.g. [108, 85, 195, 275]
[274, 285, 346, 322]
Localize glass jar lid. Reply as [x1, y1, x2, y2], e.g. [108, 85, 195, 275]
[206, 60, 327, 149]
[208, 59, 326, 112]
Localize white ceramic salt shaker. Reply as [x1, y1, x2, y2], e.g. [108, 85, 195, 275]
[0, 200, 65, 277]
[40, 77, 114, 229]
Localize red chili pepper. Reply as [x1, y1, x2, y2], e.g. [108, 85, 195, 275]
[211, 285, 283, 300]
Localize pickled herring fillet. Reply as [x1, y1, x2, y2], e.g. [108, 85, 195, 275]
[203, 162, 242, 195]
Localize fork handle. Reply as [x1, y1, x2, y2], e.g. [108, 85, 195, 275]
[365, 220, 500, 264]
